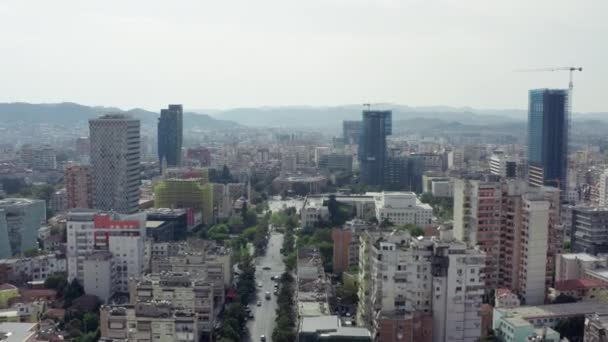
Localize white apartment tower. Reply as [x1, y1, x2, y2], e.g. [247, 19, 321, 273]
[89, 114, 141, 214]
[431, 232, 486, 342]
[599, 168, 608, 207]
[66, 209, 147, 297]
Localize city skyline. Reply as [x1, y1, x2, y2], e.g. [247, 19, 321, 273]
[0, 1, 607, 112]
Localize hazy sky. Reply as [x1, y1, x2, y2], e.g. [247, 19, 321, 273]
[1, 0, 607, 112]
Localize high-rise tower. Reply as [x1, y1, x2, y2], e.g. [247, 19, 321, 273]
[89, 114, 141, 214]
[527, 89, 569, 191]
[158, 104, 183, 170]
[358, 110, 391, 186]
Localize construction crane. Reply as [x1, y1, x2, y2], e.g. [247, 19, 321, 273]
[516, 66, 583, 92]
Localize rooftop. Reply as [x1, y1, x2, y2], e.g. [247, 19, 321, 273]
[146, 220, 166, 229]
[0, 322, 37, 342]
[555, 278, 608, 291]
[496, 302, 608, 320]
[560, 253, 605, 262]
[299, 315, 371, 338]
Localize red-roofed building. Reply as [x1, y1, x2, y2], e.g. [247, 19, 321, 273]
[554, 278, 608, 300]
[19, 289, 57, 303]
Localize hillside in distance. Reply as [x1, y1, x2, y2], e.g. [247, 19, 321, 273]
[0, 102, 238, 130]
[207, 104, 608, 129]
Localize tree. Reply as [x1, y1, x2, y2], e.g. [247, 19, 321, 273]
[553, 293, 577, 304]
[554, 316, 585, 341]
[82, 313, 99, 333]
[63, 278, 84, 308]
[380, 218, 393, 228]
[208, 225, 230, 241]
[227, 215, 245, 233]
[243, 209, 258, 227]
[45, 272, 68, 293]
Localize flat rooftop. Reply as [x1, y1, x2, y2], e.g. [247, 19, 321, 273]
[496, 302, 608, 320]
[0, 322, 37, 342]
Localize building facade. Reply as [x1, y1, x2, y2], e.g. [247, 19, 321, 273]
[527, 89, 569, 191]
[89, 114, 141, 214]
[359, 110, 392, 186]
[0, 199, 46, 258]
[157, 104, 183, 169]
[571, 207, 608, 255]
[66, 210, 146, 296]
[65, 165, 93, 209]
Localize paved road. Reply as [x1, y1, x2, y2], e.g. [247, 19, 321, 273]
[244, 231, 285, 342]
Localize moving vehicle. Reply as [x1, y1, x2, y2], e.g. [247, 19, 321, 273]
[265, 291, 271, 300]
[262, 266, 271, 270]
[257, 301, 262, 306]
[261, 335, 266, 341]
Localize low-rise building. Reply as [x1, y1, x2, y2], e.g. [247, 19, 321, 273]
[556, 253, 608, 282]
[553, 278, 608, 301]
[371, 192, 433, 227]
[0, 254, 66, 286]
[100, 302, 199, 342]
[494, 302, 608, 342]
[129, 273, 214, 338]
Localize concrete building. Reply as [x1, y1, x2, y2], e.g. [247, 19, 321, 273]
[431, 230, 486, 342]
[272, 175, 328, 195]
[0, 322, 37, 342]
[89, 114, 141, 214]
[158, 104, 183, 169]
[31, 145, 56, 170]
[66, 210, 146, 296]
[384, 156, 424, 193]
[331, 220, 372, 274]
[299, 315, 371, 342]
[584, 313, 608, 342]
[556, 253, 608, 282]
[129, 272, 215, 337]
[356, 229, 486, 342]
[453, 176, 561, 299]
[83, 251, 114, 303]
[318, 153, 353, 173]
[493, 302, 608, 342]
[301, 194, 376, 228]
[599, 169, 608, 207]
[372, 192, 433, 227]
[431, 180, 452, 198]
[65, 165, 92, 209]
[343, 120, 362, 145]
[490, 153, 517, 178]
[571, 207, 608, 255]
[0, 254, 66, 285]
[100, 302, 199, 342]
[49, 188, 67, 213]
[0, 199, 46, 258]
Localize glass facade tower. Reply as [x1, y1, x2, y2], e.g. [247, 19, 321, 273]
[359, 110, 392, 186]
[158, 104, 183, 169]
[527, 89, 569, 190]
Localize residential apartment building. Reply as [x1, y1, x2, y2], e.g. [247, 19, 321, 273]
[0, 198, 46, 258]
[89, 114, 141, 214]
[599, 169, 608, 207]
[431, 230, 486, 342]
[66, 209, 146, 297]
[357, 228, 486, 342]
[490, 153, 517, 178]
[453, 176, 561, 303]
[0, 253, 66, 285]
[130, 273, 215, 337]
[571, 207, 608, 255]
[331, 220, 372, 274]
[100, 302, 199, 342]
[65, 165, 92, 209]
[555, 253, 608, 282]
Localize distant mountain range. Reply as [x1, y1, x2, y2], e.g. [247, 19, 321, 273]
[0, 102, 237, 130]
[204, 104, 608, 129]
[1, 102, 606, 136]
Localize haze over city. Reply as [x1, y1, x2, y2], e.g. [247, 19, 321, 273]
[1, 0, 607, 111]
[2, 1, 608, 342]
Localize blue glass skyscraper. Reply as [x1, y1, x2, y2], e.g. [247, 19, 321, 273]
[158, 104, 183, 170]
[527, 89, 569, 190]
[359, 110, 392, 186]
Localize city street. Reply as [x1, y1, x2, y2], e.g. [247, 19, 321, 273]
[244, 231, 285, 342]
